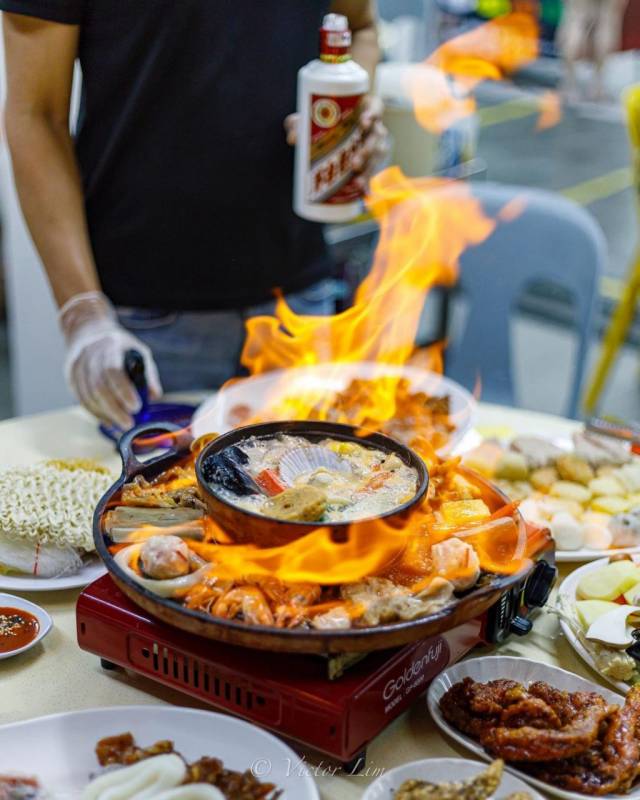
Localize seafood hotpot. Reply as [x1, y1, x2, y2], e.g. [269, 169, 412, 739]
[94, 422, 556, 654]
[194, 420, 430, 547]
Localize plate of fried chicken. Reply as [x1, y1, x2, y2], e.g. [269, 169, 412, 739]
[427, 656, 640, 799]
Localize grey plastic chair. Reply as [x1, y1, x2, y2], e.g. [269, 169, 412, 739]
[445, 182, 606, 419]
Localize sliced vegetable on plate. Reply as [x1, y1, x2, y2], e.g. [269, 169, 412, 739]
[557, 558, 640, 691]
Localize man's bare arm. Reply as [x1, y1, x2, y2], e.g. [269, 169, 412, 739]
[331, 0, 380, 82]
[3, 12, 100, 307]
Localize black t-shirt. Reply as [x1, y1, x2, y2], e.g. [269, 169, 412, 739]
[1, 0, 333, 309]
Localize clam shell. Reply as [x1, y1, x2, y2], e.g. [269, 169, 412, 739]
[279, 446, 350, 486]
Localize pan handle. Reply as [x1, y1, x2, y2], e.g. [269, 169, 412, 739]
[118, 421, 193, 479]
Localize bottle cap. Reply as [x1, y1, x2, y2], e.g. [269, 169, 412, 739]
[320, 13, 351, 62]
[322, 13, 348, 31]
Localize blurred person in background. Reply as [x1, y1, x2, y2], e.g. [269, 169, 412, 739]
[558, 0, 629, 101]
[1, 1, 387, 430]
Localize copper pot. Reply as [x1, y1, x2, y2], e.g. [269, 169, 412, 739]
[195, 420, 430, 547]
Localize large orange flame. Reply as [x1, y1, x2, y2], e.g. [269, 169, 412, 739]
[242, 171, 494, 377]
[412, 11, 539, 134]
[156, 14, 555, 596]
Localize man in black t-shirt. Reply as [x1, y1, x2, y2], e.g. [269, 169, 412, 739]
[1, 0, 385, 428]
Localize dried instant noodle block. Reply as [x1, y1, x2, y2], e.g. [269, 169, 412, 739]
[0, 460, 114, 551]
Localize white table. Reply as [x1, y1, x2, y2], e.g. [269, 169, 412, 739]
[0, 403, 584, 799]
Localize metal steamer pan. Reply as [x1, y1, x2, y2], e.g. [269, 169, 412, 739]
[94, 422, 554, 654]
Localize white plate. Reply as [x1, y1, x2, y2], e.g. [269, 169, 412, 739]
[556, 546, 640, 563]
[0, 706, 319, 799]
[427, 655, 629, 800]
[0, 592, 52, 660]
[558, 557, 636, 694]
[362, 757, 545, 800]
[0, 558, 106, 592]
[192, 362, 476, 456]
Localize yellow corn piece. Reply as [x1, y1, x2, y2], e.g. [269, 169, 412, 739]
[440, 499, 491, 526]
[591, 495, 631, 515]
[327, 441, 356, 455]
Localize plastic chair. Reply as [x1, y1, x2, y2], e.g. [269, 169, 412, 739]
[445, 182, 606, 418]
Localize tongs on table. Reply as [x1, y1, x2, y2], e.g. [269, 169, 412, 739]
[586, 417, 640, 455]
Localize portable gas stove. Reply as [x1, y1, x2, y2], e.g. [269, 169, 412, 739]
[77, 558, 555, 771]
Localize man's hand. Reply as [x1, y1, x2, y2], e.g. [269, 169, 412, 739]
[284, 94, 389, 192]
[60, 292, 163, 430]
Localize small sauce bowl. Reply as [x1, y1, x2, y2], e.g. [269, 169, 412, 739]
[0, 593, 53, 660]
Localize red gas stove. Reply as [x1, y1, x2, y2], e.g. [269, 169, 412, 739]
[77, 560, 555, 772]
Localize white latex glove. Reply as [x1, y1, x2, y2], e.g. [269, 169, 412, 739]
[59, 291, 163, 430]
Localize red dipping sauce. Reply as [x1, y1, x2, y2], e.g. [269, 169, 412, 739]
[0, 607, 39, 653]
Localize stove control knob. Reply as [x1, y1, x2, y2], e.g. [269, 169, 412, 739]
[524, 561, 557, 608]
[509, 616, 533, 636]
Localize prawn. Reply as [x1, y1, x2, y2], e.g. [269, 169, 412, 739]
[250, 577, 321, 607]
[183, 578, 231, 613]
[212, 586, 275, 626]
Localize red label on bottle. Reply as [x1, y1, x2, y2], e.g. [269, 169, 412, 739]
[306, 93, 364, 205]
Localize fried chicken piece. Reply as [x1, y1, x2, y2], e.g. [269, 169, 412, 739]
[440, 678, 640, 795]
[598, 684, 640, 792]
[440, 678, 554, 738]
[468, 679, 525, 716]
[481, 693, 611, 762]
[441, 679, 616, 763]
[95, 732, 174, 766]
[440, 678, 510, 738]
[186, 757, 282, 798]
[529, 686, 640, 795]
[527, 681, 581, 725]
[499, 696, 562, 730]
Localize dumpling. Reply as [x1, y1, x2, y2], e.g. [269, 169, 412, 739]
[140, 535, 191, 580]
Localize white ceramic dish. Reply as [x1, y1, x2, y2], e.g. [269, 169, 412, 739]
[0, 592, 52, 660]
[0, 558, 106, 592]
[427, 655, 630, 800]
[192, 362, 476, 456]
[558, 557, 636, 694]
[0, 705, 319, 799]
[556, 546, 640, 564]
[362, 757, 545, 800]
